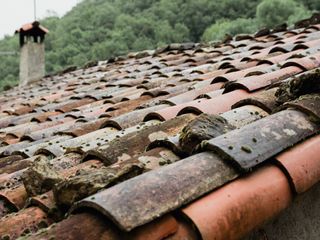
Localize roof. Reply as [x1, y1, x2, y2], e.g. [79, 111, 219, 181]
[15, 21, 49, 34]
[0, 19, 320, 240]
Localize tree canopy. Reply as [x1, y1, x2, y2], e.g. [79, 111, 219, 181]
[0, 0, 318, 91]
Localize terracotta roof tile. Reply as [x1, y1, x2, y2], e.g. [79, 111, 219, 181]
[0, 206, 52, 239]
[0, 19, 320, 240]
[0, 185, 28, 210]
[181, 165, 292, 240]
[232, 87, 279, 113]
[224, 66, 303, 93]
[85, 114, 195, 164]
[71, 152, 239, 231]
[204, 109, 319, 171]
[275, 134, 320, 194]
[177, 89, 250, 116]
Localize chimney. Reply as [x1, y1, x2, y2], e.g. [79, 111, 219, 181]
[16, 21, 48, 86]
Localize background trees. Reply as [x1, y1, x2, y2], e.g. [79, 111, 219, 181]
[0, 0, 318, 91]
[256, 0, 310, 28]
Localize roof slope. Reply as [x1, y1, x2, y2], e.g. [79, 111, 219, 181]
[0, 20, 320, 240]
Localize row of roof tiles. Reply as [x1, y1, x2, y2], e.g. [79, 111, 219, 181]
[0, 21, 319, 240]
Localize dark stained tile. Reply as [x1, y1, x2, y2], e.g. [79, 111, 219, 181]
[205, 109, 319, 171]
[71, 152, 238, 231]
[85, 114, 195, 164]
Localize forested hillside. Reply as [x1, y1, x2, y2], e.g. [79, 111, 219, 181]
[0, 0, 319, 90]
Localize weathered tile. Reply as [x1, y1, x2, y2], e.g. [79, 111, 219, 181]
[72, 152, 238, 231]
[204, 110, 319, 171]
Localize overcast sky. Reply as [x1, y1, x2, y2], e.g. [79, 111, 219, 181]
[0, 0, 81, 39]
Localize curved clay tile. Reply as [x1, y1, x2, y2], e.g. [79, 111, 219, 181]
[21, 120, 76, 141]
[143, 100, 205, 121]
[71, 151, 239, 231]
[23, 212, 122, 240]
[105, 88, 145, 104]
[146, 90, 249, 121]
[1, 135, 20, 145]
[177, 90, 249, 116]
[31, 111, 61, 123]
[162, 83, 223, 105]
[84, 114, 194, 164]
[204, 109, 319, 172]
[141, 86, 177, 99]
[0, 114, 37, 128]
[0, 122, 31, 136]
[115, 77, 146, 87]
[36, 127, 119, 157]
[2, 105, 34, 116]
[147, 105, 268, 156]
[65, 106, 111, 119]
[281, 94, 320, 122]
[281, 52, 320, 70]
[232, 88, 278, 113]
[0, 16, 319, 240]
[0, 185, 28, 211]
[193, 69, 227, 81]
[259, 49, 307, 65]
[102, 104, 168, 129]
[59, 118, 107, 137]
[269, 43, 298, 53]
[72, 99, 107, 112]
[0, 155, 24, 169]
[124, 214, 184, 240]
[220, 105, 269, 128]
[1, 121, 58, 139]
[133, 147, 181, 171]
[212, 63, 276, 83]
[104, 96, 153, 118]
[181, 165, 292, 240]
[28, 191, 56, 216]
[0, 169, 24, 189]
[0, 159, 31, 175]
[196, 89, 224, 99]
[47, 113, 76, 122]
[0, 206, 52, 240]
[145, 136, 183, 157]
[0, 140, 32, 157]
[52, 149, 179, 210]
[293, 38, 320, 50]
[275, 134, 320, 194]
[223, 66, 302, 93]
[54, 98, 95, 113]
[14, 135, 72, 158]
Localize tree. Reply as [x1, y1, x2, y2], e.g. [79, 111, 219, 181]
[297, 0, 320, 11]
[256, 0, 310, 28]
[202, 18, 258, 41]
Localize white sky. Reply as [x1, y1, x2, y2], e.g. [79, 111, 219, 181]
[0, 0, 81, 39]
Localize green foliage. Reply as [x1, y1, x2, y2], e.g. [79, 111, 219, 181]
[0, 0, 318, 90]
[203, 0, 314, 42]
[256, 0, 311, 27]
[202, 18, 258, 41]
[297, 0, 320, 11]
[0, 35, 19, 90]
